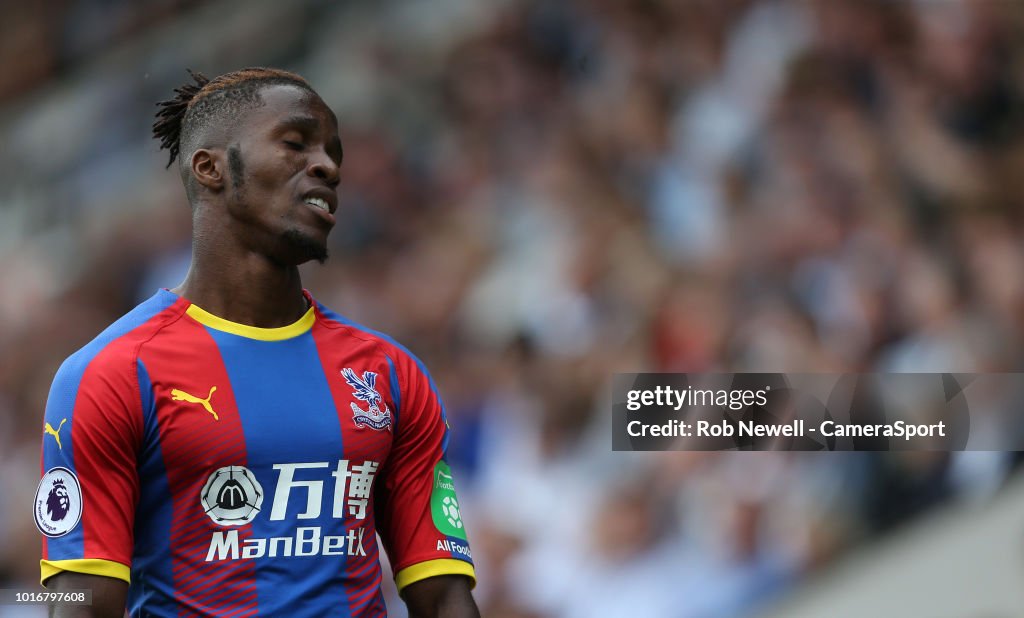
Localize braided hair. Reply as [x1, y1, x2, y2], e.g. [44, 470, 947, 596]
[153, 67, 313, 171]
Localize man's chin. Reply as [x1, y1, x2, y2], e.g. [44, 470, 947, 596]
[282, 228, 329, 265]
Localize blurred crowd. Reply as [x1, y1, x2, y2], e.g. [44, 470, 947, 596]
[2, 1, 1024, 616]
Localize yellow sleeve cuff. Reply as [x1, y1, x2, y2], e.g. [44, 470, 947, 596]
[41, 558, 130, 587]
[395, 558, 475, 592]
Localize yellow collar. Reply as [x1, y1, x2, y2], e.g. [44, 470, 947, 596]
[185, 302, 315, 341]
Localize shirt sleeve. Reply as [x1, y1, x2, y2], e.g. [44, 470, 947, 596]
[38, 345, 144, 586]
[374, 349, 475, 592]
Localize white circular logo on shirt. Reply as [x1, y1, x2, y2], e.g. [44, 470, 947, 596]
[441, 495, 463, 529]
[34, 467, 83, 538]
[201, 466, 264, 526]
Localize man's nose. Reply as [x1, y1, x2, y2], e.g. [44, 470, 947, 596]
[307, 151, 339, 187]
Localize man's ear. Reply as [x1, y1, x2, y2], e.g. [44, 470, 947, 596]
[190, 148, 224, 192]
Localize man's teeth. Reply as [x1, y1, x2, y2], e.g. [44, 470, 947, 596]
[305, 197, 329, 211]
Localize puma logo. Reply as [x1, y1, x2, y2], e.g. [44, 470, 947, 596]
[44, 418, 67, 450]
[171, 386, 219, 421]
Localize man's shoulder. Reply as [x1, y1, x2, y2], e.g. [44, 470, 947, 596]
[313, 300, 424, 369]
[55, 290, 186, 382]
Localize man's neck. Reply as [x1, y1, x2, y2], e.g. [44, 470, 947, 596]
[172, 250, 309, 329]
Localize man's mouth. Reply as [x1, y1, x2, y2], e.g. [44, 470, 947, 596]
[304, 197, 330, 212]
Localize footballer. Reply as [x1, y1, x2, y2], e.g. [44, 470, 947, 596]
[36, 68, 478, 617]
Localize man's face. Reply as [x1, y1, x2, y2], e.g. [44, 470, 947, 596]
[224, 84, 342, 265]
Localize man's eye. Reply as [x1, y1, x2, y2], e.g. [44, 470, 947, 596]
[284, 141, 304, 150]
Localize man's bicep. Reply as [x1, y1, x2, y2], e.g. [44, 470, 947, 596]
[401, 575, 479, 618]
[39, 351, 143, 586]
[376, 352, 476, 590]
[47, 572, 127, 618]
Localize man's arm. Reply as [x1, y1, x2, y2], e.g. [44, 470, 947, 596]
[373, 346, 478, 614]
[47, 572, 126, 618]
[402, 575, 479, 618]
